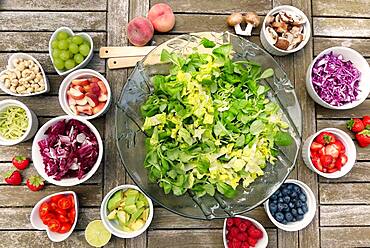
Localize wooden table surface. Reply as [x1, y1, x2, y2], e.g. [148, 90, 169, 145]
[1, 0, 370, 247]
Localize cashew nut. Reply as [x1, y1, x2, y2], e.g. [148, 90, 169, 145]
[16, 85, 26, 93]
[10, 86, 16, 93]
[26, 87, 34, 93]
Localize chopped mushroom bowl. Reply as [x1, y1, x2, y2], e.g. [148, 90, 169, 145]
[260, 5, 311, 56]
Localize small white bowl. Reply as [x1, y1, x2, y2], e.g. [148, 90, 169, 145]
[100, 185, 154, 239]
[223, 215, 268, 248]
[49, 27, 93, 76]
[0, 99, 38, 146]
[260, 5, 311, 56]
[30, 191, 78, 242]
[31, 115, 103, 186]
[264, 179, 316, 232]
[0, 53, 49, 96]
[58, 69, 111, 120]
[306, 46, 370, 109]
[302, 128, 356, 178]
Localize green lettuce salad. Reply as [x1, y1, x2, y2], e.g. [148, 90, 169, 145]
[141, 39, 293, 198]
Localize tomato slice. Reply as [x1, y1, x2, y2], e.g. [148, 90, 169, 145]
[50, 194, 64, 203]
[48, 219, 61, 232]
[50, 202, 58, 210]
[41, 213, 56, 225]
[39, 202, 50, 217]
[58, 197, 72, 210]
[55, 208, 67, 216]
[67, 194, 75, 206]
[68, 208, 76, 223]
[58, 214, 70, 223]
[58, 223, 72, 234]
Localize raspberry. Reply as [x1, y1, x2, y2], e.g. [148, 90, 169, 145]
[233, 240, 242, 248]
[229, 227, 239, 238]
[242, 219, 252, 228]
[226, 218, 234, 228]
[238, 221, 248, 232]
[233, 217, 242, 226]
[241, 242, 250, 248]
[248, 228, 263, 239]
[247, 237, 257, 246]
[236, 233, 247, 241]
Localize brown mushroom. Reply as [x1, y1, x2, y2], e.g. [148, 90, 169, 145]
[266, 27, 278, 45]
[272, 21, 288, 33]
[287, 33, 304, 50]
[275, 37, 290, 50]
[243, 12, 260, 36]
[226, 13, 245, 35]
[265, 15, 275, 25]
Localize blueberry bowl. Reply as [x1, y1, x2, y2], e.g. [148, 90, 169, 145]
[264, 179, 316, 231]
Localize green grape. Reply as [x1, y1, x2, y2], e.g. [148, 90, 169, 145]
[57, 31, 69, 41]
[52, 48, 61, 59]
[79, 44, 90, 57]
[65, 59, 76, 70]
[60, 50, 71, 61]
[69, 43, 79, 54]
[58, 40, 69, 50]
[72, 35, 84, 45]
[54, 58, 65, 70]
[67, 37, 73, 44]
[51, 40, 59, 49]
[74, 54, 84, 64]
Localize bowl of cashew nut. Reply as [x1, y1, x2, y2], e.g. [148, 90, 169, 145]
[0, 53, 49, 96]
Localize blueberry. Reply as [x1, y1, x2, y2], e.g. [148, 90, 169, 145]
[271, 194, 278, 201]
[288, 202, 295, 209]
[278, 198, 284, 203]
[275, 212, 285, 223]
[285, 212, 293, 222]
[302, 204, 308, 214]
[287, 184, 294, 190]
[272, 199, 278, 204]
[269, 202, 278, 213]
[275, 190, 281, 195]
[297, 207, 304, 215]
[282, 188, 290, 196]
[282, 203, 289, 212]
[281, 219, 288, 224]
[292, 217, 296, 222]
[293, 185, 301, 193]
[295, 200, 302, 208]
[291, 208, 298, 217]
[278, 192, 283, 198]
[296, 214, 304, 221]
[283, 196, 290, 203]
[299, 193, 307, 202]
[277, 203, 285, 212]
[290, 192, 298, 198]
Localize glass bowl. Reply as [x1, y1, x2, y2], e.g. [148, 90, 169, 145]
[115, 32, 302, 220]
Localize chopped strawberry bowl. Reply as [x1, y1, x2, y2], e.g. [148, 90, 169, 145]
[59, 69, 111, 119]
[223, 216, 268, 248]
[302, 128, 356, 178]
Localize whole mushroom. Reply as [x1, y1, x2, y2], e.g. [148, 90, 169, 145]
[226, 13, 244, 35]
[244, 12, 260, 36]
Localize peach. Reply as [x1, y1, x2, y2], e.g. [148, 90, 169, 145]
[127, 17, 154, 46]
[147, 3, 175, 32]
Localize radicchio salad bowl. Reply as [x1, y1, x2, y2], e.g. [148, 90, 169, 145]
[32, 115, 103, 186]
[116, 32, 302, 219]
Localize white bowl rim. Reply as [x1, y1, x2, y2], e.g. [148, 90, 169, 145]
[0, 53, 49, 96]
[30, 191, 78, 242]
[222, 215, 268, 248]
[100, 184, 154, 239]
[307, 46, 370, 110]
[48, 27, 94, 76]
[58, 69, 112, 120]
[261, 5, 311, 54]
[264, 179, 317, 232]
[0, 99, 33, 146]
[304, 128, 356, 178]
[31, 115, 103, 186]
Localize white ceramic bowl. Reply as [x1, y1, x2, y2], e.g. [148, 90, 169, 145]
[264, 179, 316, 232]
[30, 191, 78, 242]
[306, 46, 370, 109]
[58, 69, 111, 120]
[100, 185, 154, 239]
[0, 99, 38, 146]
[49, 27, 93, 76]
[31, 115, 103, 186]
[302, 128, 356, 178]
[0, 53, 49, 96]
[260, 5, 311, 56]
[223, 215, 268, 248]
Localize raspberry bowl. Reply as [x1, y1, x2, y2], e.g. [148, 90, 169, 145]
[223, 215, 268, 248]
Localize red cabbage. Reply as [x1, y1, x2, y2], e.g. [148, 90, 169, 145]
[38, 119, 99, 180]
[311, 51, 361, 106]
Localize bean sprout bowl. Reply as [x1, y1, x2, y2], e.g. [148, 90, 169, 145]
[115, 32, 302, 220]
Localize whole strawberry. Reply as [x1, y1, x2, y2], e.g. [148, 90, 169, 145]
[363, 116, 370, 129]
[4, 170, 22, 185]
[12, 156, 30, 170]
[355, 130, 370, 148]
[347, 118, 365, 133]
[26, 175, 45, 191]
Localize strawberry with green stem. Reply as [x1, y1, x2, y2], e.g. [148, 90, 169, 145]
[4, 170, 22, 185]
[26, 175, 45, 191]
[347, 118, 365, 133]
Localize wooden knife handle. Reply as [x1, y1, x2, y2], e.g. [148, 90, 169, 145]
[100, 46, 156, 58]
[107, 56, 144, 69]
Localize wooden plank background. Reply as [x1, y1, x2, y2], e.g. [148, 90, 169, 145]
[0, 0, 369, 247]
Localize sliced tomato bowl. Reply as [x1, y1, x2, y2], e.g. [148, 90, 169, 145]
[30, 191, 78, 242]
[302, 128, 356, 179]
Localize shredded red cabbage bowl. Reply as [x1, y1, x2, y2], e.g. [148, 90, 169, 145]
[37, 118, 99, 181]
[311, 51, 361, 106]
